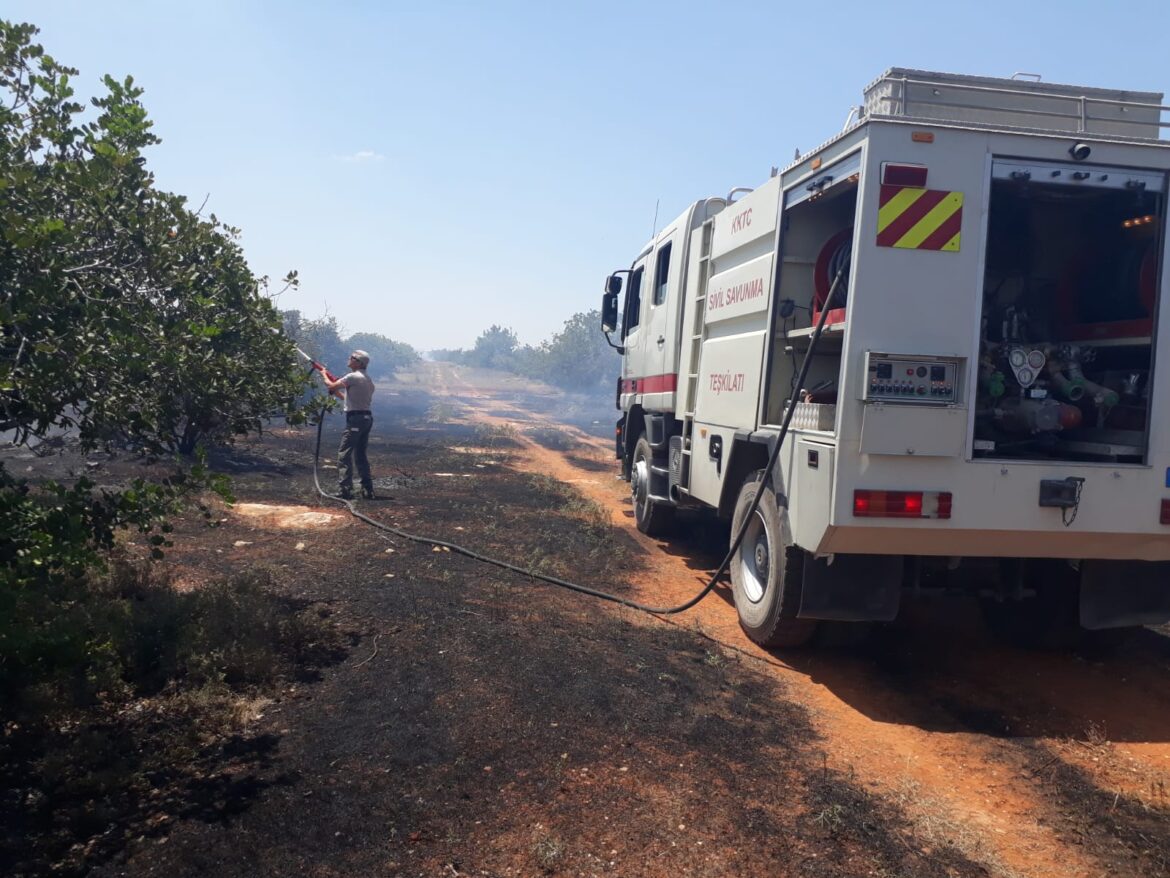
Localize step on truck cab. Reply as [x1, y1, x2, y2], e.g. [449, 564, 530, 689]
[601, 68, 1170, 648]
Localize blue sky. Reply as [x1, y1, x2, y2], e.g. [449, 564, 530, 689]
[7, 1, 1169, 350]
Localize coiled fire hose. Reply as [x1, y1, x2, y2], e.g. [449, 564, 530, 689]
[309, 260, 846, 616]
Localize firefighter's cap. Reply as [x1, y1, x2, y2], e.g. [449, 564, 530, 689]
[350, 350, 370, 368]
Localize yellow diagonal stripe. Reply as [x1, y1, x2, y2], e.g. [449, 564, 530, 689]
[877, 187, 928, 233]
[893, 192, 964, 249]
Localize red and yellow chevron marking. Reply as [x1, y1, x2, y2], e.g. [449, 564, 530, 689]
[876, 184, 963, 251]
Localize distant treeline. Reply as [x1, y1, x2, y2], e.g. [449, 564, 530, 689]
[430, 310, 613, 393]
[281, 311, 419, 377]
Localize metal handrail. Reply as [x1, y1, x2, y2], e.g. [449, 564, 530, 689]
[875, 74, 1169, 132]
[878, 96, 1158, 128]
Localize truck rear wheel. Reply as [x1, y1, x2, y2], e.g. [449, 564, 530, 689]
[730, 470, 817, 648]
[631, 435, 674, 536]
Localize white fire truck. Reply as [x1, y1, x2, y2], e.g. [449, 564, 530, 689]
[601, 69, 1170, 648]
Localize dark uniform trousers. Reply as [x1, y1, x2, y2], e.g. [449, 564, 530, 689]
[338, 410, 373, 495]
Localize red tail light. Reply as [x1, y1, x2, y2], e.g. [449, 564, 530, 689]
[1161, 499, 1170, 525]
[903, 493, 923, 517]
[853, 490, 952, 520]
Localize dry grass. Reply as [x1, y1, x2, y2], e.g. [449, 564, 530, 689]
[426, 401, 461, 423]
[472, 422, 521, 450]
[531, 832, 566, 872]
[527, 425, 580, 451]
[887, 773, 1024, 878]
[2, 560, 348, 876]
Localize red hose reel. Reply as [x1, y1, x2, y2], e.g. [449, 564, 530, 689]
[813, 228, 853, 326]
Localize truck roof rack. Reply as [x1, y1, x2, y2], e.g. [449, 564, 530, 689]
[864, 68, 1168, 140]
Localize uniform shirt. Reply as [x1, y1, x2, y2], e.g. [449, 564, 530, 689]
[340, 369, 375, 412]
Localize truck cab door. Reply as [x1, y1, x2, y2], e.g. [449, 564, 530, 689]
[620, 257, 649, 405]
[645, 231, 678, 406]
[627, 227, 683, 412]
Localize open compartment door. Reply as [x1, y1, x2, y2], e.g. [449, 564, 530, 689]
[762, 152, 862, 427]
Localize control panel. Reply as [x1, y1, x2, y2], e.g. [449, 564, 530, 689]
[863, 352, 962, 405]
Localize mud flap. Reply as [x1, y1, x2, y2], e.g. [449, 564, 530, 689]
[798, 553, 903, 621]
[1079, 560, 1170, 629]
[648, 462, 671, 502]
[643, 413, 667, 448]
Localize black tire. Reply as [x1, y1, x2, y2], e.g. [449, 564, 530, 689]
[630, 435, 674, 536]
[730, 470, 817, 648]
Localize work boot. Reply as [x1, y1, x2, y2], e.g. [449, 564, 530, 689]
[338, 487, 354, 500]
[360, 486, 375, 500]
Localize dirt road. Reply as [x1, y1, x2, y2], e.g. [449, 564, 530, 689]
[420, 361, 1170, 878]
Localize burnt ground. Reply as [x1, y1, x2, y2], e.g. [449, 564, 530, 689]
[6, 361, 1170, 877]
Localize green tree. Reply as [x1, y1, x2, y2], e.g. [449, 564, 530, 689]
[343, 331, 419, 376]
[426, 347, 466, 363]
[467, 324, 519, 370]
[285, 313, 349, 375]
[542, 309, 612, 391]
[510, 343, 548, 379]
[0, 21, 306, 455]
[0, 20, 311, 700]
[451, 313, 614, 391]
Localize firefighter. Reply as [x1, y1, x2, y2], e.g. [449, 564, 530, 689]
[324, 350, 376, 499]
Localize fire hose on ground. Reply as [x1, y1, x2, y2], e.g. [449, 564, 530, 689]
[303, 259, 846, 617]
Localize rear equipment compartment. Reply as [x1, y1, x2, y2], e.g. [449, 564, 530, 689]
[975, 160, 1166, 463]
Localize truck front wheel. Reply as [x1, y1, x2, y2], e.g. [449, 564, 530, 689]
[730, 470, 817, 648]
[631, 435, 674, 536]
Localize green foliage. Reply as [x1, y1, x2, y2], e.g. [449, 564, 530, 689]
[344, 331, 419, 375]
[0, 20, 309, 456]
[435, 311, 614, 392]
[540, 309, 613, 391]
[0, 20, 314, 704]
[282, 312, 418, 381]
[467, 324, 520, 369]
[283, 311, 349, 375]
[427, 347, 465, 363]
[1, 556, 342, 728]
[0, 456, 235, 703]
[1, 467, 177, 589]
[0, 550, 342, 708]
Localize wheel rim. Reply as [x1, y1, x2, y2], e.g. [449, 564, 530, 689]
[739, 508, 770, 604]
[632, 456, 649, 520]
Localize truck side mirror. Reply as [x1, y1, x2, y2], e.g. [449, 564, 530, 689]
[601, 291, 619, 332]
[605, 274, 623, 296]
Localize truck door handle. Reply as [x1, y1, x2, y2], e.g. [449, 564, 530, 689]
[656, 335, 665, 347]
